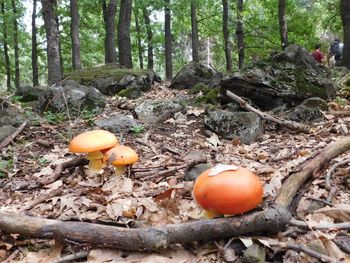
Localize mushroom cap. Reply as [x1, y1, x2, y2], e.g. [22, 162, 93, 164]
[193, 166, 263, 215]
[69, 130, 118, 153]
[104, 145, 138, 166]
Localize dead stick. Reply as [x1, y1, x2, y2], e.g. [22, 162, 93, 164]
[226, 90, 310, 133]
[275, 136, 350, 208]
[0, 121, 27, 150]
[25, 188, 64, 210]
[329, 110, 350, 116]
[289, 218, 350, 230]
[0, 205, 291, 252]
[52, 251, 90, 263]
[39, 157, 89, 185]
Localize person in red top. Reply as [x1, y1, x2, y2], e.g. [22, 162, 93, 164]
[312, 44, 324, 64]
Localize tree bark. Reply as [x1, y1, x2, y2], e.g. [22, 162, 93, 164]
[54, 0, 63, 76]
[191, 0, 199, 62]
[1, 1, 11, 90]
[11, 0, 20, 90]
[118, 0, 133, 68]
[236, 0, 244, 69]
[341, 0, 350, 68]
[41, 0, 62, 85]
[222, 0, 232, 72]
[134, 7, 143, 69]
[102, 0, 117, 63]
[70, 0, 82, 70]
[278, 0, 288, 50]
[32, 0, 39, 86]
[143, 7, 154, 70]
[275, 136, 350, 208]
[164, 0, 173, 80]
[0, 206, 291, 252]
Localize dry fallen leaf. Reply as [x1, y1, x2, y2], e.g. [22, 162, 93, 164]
[314, 204, 350, 222]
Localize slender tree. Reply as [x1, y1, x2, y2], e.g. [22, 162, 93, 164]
[191, 0, 199, 62]
[1, 1, 11, 90]
[222, 0, 232, 72]
[278, 0, 288, 50]
[236, 0, 244, 69]
[341, 0, 350, 68]
[32, 0, 39, 86]
[11, 0, 20, 89]
[164, 0, 173, 80]
[134, 7, 143, 69]
[70, 0, 82, 70]
[118, 0, 133, 68]
[143, 7, 154, 70]
[53, 0, 63, 75]
[102, 0, 117, 63]
[41, 0, 62, 85]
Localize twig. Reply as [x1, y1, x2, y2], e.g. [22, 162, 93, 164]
[289, 218, 350, 230]
[135, 138, 158, 155]
[226, 90, 310, 133]
[2, 249, 20, 263]
[0, 121, 27, 150]
[325, 158, 350, 190]
[270, 241, 339, 263]
[25, 188, 64, 210]
[38, 157, 89, 186]
[51, 251, 90, 263]
[329, 110, 350, 116]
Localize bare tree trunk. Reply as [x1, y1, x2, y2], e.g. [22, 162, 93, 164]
[11, 0, 20, 89]
[341, 0, 350, 68]
[1, 1, 11, 90]
[53, 0, 63, 76]
[222, 0, 232, 72]
[102, 0, 117, 63]
[134, 7, 143, 69]
[32, 0, 39, 86]
[143, 7, 154, 70]
[118, 0, 133, 68]
[41, 0, 62, 85]
[278, 0, 288, 50]
[191, 0, 199, 62]
[236, 0, 244, 69]
[164, 0, 173, 80]
[70, 0, 82, 70]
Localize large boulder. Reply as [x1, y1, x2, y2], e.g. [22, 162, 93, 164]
[221, 44, 337, 110]
[15, 86, 47, 102]
[0, 107, 26, 127]
[64, 63, 160, 97]
[37, 81, 105, 116]
[95, 113, 139, 133]
[169, 62, 223, 89]
[204, 110, 263, 144]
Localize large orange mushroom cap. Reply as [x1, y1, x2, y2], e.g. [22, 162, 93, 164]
[104, 145, 139, 166]
[69, 130, 118, 153]
[193, 165, 263, 215]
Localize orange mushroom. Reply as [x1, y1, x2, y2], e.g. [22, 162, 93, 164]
[193, 164, 263, 218]
[69, 130, 118, 171]
[104, 145, 138, 175]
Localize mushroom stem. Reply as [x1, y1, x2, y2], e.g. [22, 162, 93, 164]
[201, 209, 223, 219]
[114, 165, 127, 176]
[87, 151, 104, 171]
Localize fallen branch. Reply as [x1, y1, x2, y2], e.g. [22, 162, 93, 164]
[226, 90, 310, 133]
[275, 136, 350, 208]
[25, 188, 64, 210]
[0, 121, 27, 150]
[329, 110, 350, 117]
[52, 251, 90, 263]
[289, 218, 350, 230]
[0, 205, 291, 252]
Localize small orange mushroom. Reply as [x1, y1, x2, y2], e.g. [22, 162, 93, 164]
[193, 164, 263, 217]
[104, 145, 138, 175]
[69, 130, 118, 171]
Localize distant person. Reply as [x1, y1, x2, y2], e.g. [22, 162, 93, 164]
[312, 44, 324, 64]
[329, 38, 343, 66]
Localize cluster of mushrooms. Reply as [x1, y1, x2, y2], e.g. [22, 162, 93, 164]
[69, 130, 264, 217]
[69, 130, 138, 175]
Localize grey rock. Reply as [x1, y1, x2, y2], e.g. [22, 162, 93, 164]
[301, 97, 328, 110]
[170, 61, 223, 89]
[0, 125, 17, 141]
[243, 244, 266, 263]
[287, 104, 324, 123]
[204, 110, 263, 144]
[37, 84, 105, 117]
[0, 107, 26, 127]
[183, 150, 207, 163]
[95, 113, 138, 133]
[15, 86, 47, 102]
[134, 98, 185, 125]
[185, 163, 211, 181]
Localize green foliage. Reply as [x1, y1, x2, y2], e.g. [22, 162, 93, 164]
[43, 111, 66, 124]
[130, 124, 145, 135]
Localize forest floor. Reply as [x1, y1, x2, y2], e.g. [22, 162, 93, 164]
[1, 83, 350, 262]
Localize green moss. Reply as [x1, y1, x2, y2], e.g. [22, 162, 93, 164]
[188, 83, 211, 94]
[65, 63, 149, 86]
[118, 87, 142, 99]
[195, 87, 220, 105]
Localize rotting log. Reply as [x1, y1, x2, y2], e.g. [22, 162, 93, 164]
[276, 136, 350, 208]
[226, 90, 310, 133]
[0, 205, 291, 252]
